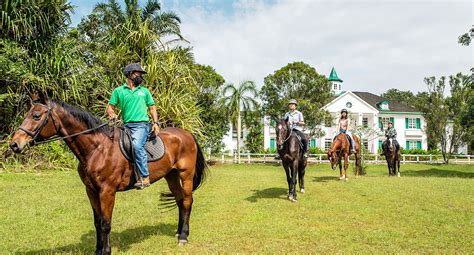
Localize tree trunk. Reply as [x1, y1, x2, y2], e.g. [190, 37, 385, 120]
[237, 108, 241, 164]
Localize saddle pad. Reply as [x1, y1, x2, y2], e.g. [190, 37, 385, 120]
[119, 128, 165, 162]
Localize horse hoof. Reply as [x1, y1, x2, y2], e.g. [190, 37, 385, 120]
[398, 173, 400, 177]
[175, 234, 180, 241]
[290, 197, 297, 202]
[178, 240, 188, 246]
[300, 188, 305, 193]
[344, 178, 348, 181]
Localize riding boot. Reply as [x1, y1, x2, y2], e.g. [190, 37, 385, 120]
[134, 176, 150, 189]
[274, 154, 281, 160]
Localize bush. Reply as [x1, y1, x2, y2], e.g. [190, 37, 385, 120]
[1, 138, 76, 171]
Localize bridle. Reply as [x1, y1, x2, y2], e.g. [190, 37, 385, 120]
[17, 102, 108, 146]
[277, 122, 293, 148]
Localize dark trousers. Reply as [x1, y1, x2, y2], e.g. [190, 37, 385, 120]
[294, 129, 308, 153]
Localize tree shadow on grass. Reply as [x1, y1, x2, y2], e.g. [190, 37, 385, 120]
[312, 176, 340, 183]
[245, 187, 288, 203]
[401, 168, 474, 178]
[16, 223, 175, 254]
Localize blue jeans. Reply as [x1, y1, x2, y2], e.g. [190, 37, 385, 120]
[339, 129, 354, 151]
[124, 122, 150, 177]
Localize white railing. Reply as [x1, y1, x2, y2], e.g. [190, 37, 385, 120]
[205, 153, 473, 164]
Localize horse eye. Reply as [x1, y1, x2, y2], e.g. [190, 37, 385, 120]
[32, 112, 41, 120]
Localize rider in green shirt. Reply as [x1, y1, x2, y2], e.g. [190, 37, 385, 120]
[107, 63, 160, 189]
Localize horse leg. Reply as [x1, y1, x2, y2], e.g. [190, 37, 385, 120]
[343, 154, 349, 181]
[164, 170, 184, 240]
[177, 168, 195, 245]
[97, 188, 116, 255]
[397, 157, 401, 177]
[338, 158, 344, 180]
[86, 187, 103, 254]
[298, 162, 305, 193]
[290, 160, 298, 201]
[283, 163, 292, 200]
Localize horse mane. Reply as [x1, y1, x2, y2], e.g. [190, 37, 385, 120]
[54, 100, 112, 135]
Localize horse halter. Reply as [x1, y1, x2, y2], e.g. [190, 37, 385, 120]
[18, 103, 57, 146]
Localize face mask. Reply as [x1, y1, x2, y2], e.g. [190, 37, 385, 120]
[131, 76, 145, 86]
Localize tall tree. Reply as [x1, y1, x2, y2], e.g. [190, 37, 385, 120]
[243, 107, 264, 153]
[222, 81, 258, 162]
[418, 74, 471, 163]
[380, 89, 415, 107]
[261, 62, 332, 137]
[193, 64, 228, 152]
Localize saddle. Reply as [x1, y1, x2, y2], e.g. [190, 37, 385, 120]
[293, 132, 304, 150]
[119, 127, 165, 162]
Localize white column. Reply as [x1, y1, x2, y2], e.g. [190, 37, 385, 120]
[263, 116, 270, 149]
[372, 113, 378, 153]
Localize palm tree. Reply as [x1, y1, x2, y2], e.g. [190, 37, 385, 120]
[83, 0, 184, 45]
[222, 81, 258, 163]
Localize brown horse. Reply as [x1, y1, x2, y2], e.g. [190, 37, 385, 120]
[382, 138, 401, 177]
[327, 133, 360, 180]
[275, 118, 307, 202]
[9, 93, 207, 255]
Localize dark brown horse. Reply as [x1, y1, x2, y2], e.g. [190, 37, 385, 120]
[9, 93, 207, 254]
[383, 138, 401, 177]
[327, 133, 360, 180]
[275, 118, 307, 202]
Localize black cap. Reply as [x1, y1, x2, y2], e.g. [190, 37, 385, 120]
[124, 63, 147, 78]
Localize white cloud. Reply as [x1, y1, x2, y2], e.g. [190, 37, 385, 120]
[175, 0, 472, 94]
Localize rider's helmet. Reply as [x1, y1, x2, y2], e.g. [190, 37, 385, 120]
[288, 99, 298, 106]
[124, 63, 147, 78]
[341, 108, 348, 114]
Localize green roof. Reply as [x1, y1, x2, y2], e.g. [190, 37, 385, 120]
[328, 67, 343, 82]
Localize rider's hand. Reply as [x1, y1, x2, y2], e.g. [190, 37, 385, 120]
[109, 114, 117, 121]
[152, 123, 160, 134]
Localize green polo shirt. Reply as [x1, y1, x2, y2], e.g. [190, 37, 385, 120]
[109, 83, 155, 123]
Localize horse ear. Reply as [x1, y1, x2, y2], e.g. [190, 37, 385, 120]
[284, 116, 289, 122]
[37, 90, 50, 104]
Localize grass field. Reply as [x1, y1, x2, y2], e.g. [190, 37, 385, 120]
[0, 163, 473, 254]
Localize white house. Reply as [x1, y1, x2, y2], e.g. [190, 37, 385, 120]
[263, 67, 428, 153]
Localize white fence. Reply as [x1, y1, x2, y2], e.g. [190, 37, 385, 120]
[205, 153, 473, 164]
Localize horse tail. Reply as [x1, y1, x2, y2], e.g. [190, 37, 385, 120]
[192, 136, 208, 191]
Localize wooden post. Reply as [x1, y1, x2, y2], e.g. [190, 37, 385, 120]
[263, 154, 266, 163]
[247, 153, 251, 163]
[221, 153, 225, 163]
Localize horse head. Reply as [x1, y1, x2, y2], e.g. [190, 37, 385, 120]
[388, 138, 394, 152]
[10, 92, 58, 153]
[275, 117, 290, 151]
[327, 148, 339, 170]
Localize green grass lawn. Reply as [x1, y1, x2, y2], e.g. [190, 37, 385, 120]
[0, 163, 473, 254]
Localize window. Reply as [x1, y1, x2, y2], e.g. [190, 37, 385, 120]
[325, 139, 332, 151]
[363, 139, 368, 149]
[362, 117, 368, 128]
[333, 83, 337, 90]
[270, 138, 276, 149]
[379, 117, 392, 130]
[310, 138, 316, 148]
[346, 102, 352, 108]
[406, 118, 421, 129]
[406, 140, 422, 150]
[379, 101, 390, 110]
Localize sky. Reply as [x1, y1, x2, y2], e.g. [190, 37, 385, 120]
[69, 0, 473, 94]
